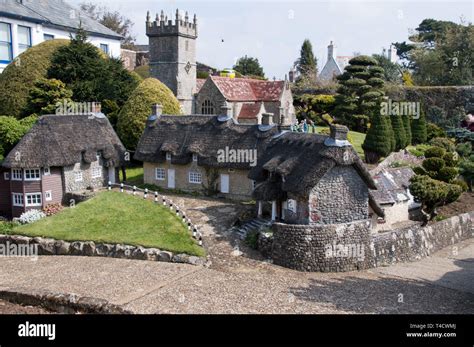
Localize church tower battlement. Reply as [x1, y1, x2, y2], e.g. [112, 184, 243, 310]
[146, 9, 198, 114]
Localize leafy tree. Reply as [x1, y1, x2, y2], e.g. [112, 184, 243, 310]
[295, 39, 318, 80]
[0, 115, 38, 159]
[233, 55, 265, 78]
[411, 108, 428, 144]
[333, 55, 385, 132]
[372, 54, 402, 83]
[362, 112, 394, 163]
[293, 94, 336, 125]
[80, 2, 136, 48]
[390, 114, 407, 150]
[409, 174, 462, 225]
[24, 79, 73, 116]
[117, 78, 181, 150]
[48, 28, 139, 107]
[0, 39, 69, 118]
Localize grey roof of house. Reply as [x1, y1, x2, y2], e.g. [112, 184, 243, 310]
[3, 114, 126, 169]
[0, 0, 122, 40]
[370, 167, 415, 205]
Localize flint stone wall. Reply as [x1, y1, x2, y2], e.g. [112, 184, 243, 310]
[269, 211, 474, 272]
[0, 235, 206, 266]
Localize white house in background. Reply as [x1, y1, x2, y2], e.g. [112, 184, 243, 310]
[0, 0, 122, 73]
[319, 41, 355, 81]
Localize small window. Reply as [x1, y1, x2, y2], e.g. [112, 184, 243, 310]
[0, 22, 13, 63]
[25, 193, 42, 207]
[92, 166, 102, 179]
[155, 168, 166, 181]
[166, 153, 172, 161]
[45, 191, 52, 202]
[201, 100, 215, 115]
[17, 26, 31, 55]
[189, 171, 202, 184]
[100, 44, 109, 55]
[43, 167, 51, 176]
[12, 193, 23, 207]
[96, 151, 101, 161]
[12, 169, 22, 181]
[4, 172, 10, 180]
[24, 169, 41, 181]
[43, 34, 54, 41]
[192, 153, 198, 162]
[74, 171, 83, 182]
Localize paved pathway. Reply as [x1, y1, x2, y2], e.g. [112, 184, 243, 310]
[0, 239, 472, 314]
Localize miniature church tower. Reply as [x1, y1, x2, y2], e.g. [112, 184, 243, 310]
[146, 9, 198, 114]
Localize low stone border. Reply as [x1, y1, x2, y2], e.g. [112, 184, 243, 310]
[0, 234, 207, 266]
[0, 288, 130, 314]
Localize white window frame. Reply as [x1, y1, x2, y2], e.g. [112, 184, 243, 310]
[17, 25, 31, 54]
[12, 169, 22, 181]
[0, 22, 13, 64]
[166, 153, 172, 161]
[4, 172, 10, 181]
[43, 167, 51, 176]
[192, 153, 198, 162]
[155, 168, 166, 181]
[189, 171, 202, 184]
[12, 193, 23, 207]
[45, 190, 52, 202]
[25, 193, 42, 207]
[24, 168, 41, 181]
[91, 166, 102, 179]
[100, 43, 109, 55]
[74, 171, 83, 182]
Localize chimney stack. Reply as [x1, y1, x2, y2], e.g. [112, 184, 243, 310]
[330, 124, 348, 141]
[261, 113, 274, 126]
[151, 104, 163, 117]
[327, 41, 334, 62]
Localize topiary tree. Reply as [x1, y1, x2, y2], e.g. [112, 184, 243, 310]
[0, 39, 69, 118]
[426, 122, 446, 141]
[24, 78, 73, 116]
[411, 108, 428, 144]
[390, 113, 408, 151]
[402, 114, 412, 146]
[117, 78, 181, 150]
[362, 112, 394, 163]
[409, 174, 463, 225]
[429, 137, 455, 152]
[414, 145, 459, 183]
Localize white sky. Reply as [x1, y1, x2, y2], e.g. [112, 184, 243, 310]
[69, 0, 473, 79]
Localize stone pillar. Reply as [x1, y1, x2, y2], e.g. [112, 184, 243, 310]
[271, 201, 277, 221]
[258, 201, 263, 218]
[281, 201, 287, 221]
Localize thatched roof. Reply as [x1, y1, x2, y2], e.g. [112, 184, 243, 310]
[3, 114, 126, 169]
[134, 115, 281, 169]
[249, 132, 377, 199]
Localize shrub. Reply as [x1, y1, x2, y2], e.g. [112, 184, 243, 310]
[17, 210, 46, 224]
[413, 166, 427, 175]
[427, 123, 446, 141]
[453, 179, 469, 192]
[422, 157, 445, 172]
[390, 114, 408, 150]
[411, 109, 428, 144]
[408, 144, 431, 157]
[456, 142, 472, 158]
[0, 39, 69, 118]
[117, 78, 181, 150]
[429, 137, 455, 152]
[442, 152, 459, 167]
[424, 146, 446, 159]
[42, 203, 64, 217]
[245, 230, 259, 249]
[362, 113, 394, 163]
[24, 78, 73, 116]
[0, 115, 38, 158]
[437, 166, 458, 183]
[402, 114, 412, 146]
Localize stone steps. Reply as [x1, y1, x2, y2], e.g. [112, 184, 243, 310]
[230, 218, 272, 240]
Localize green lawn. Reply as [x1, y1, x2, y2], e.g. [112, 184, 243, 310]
[313, 126, 366, 157]
[120, 166, 144, 186]
[14, 191, 204, 257]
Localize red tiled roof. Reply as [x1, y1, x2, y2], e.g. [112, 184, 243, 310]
[238, 103, 263, 119]
[196, 79, 206, 93]
[210, 76, 284, 102]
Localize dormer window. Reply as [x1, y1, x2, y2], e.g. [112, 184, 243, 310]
[192, 153, 198, 162]
[166, 153, 172, 161]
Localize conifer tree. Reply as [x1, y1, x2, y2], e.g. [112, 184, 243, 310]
[362, 112, 394, 163]
[411, 108, 428, 144]
[390, 114, 408, 151]
[402, 114, 412, 146]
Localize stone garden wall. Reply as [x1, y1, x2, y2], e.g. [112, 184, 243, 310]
[0, 234, 206, 266]
[267, 211, 474, 272]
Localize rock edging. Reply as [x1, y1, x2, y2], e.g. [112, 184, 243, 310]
[0, 288, 130, 314]
[0, 234, 207, 266]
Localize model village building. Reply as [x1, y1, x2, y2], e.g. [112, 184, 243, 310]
[0, 112, 126, 218]
[145, 9, 296, 125]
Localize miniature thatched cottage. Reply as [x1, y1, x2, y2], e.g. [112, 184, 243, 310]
[135, 106, 281, 200]
[249, 125, 385, 224]
[0, 112, 126, 218]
